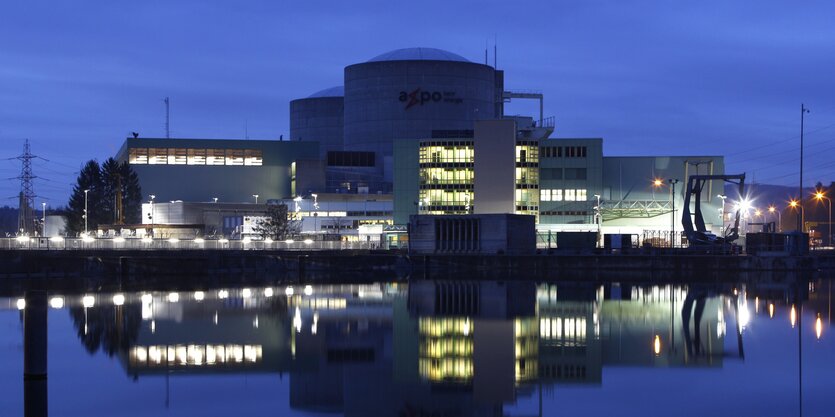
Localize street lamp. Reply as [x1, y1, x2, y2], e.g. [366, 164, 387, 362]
[83, 189, 89, 236]
[253, 194, 259, 204]
[213, 197, 218, 203]
[41, 202, 46, 237]
[149, 194, 156, 238]
[668, 179, 679, 248]
[768, 206, 782, 232]
[799, 104, 810, 232]
[594, 194, 602, 247]
[814, 191, 831, 247]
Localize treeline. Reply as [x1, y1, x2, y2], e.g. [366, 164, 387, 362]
[66, 158, 142, 235]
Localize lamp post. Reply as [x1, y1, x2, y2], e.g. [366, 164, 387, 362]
[668, 179, 679, 248]
[83, 189, 90, 237]
[768, 206, 782, 233]
[311, 194, 319, 234]
[253, 194, 259, 204]
[815, 191, 831, 247]
[149, 194, 156, 238]
[799, 104, 810, 232]
[718, 194, 728, 235]
[594, 194, 601, 247]
[41, 202, 46, 237]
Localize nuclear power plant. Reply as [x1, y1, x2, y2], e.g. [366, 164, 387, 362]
[114, 47, 726, 245]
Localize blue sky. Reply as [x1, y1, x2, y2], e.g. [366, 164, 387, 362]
[1, 0, 834, 205]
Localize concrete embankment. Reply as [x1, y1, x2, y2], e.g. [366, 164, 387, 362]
[0, 249, 833, 280]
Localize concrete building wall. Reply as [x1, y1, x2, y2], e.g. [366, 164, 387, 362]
[116, 138, 319, 204]
[474, 120, 516, 214]
[392, 140, 421, 225]
[290, 93, 344, 160]
[408, 214, 535, 255]
[538, 138, 603, 226]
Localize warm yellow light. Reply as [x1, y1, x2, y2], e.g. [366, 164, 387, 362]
[653, 179, 663, 187]
[769, 303, 774, 318]
[815, 314, 823, 340]
[815, 192, 825, 200]
[654, 335, 661, 356]
[789, 200, 799, 208]
[768, 206, 776, 213]
[755, 210, 762, 216]
[790, 305, 797, 328]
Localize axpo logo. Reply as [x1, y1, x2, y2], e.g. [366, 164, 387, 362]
[398, 88, 462, 110]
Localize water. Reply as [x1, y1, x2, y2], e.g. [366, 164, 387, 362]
[1, 277, 833, 416]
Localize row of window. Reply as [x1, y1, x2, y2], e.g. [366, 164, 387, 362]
[540, 168, 587, 180]
[327, 151, 375, 167]
[540, 210, 591, 216]
[129, 148, 263, 166]
[540, 189, 589, 201]
[541, 146, 587, 158]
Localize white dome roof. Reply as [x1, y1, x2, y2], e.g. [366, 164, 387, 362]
[307, 86, 344, 98]
[367, 47, 471, 63]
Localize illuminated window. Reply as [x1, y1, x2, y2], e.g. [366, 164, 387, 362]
[226, 149, 244, 166]
[129, 148, 148, 164]
[565, 189, 576, 201]
[552, 189, 563, 201]
[540, 189, 551, 202]
[148, 148, 167, 165]
[245, 149, 263, 166]
[188, 149, 206, 165]
[207, 149, 226, 165]
[168, 148, 187, 165]
[577, 189, 587, 201]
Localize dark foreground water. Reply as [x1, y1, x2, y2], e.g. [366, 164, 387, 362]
[1, 276, 833, 417]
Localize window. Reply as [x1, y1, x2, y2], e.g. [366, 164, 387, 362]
[148, 148, 167, 165]
[167, 148, 187, 165]
[541, 168, 562, 180]
[328, 151, 375, 167]
[245, 149, 263, 166]
[577, 189, 587, 201]
[226, 149, 244, 166]
[552, 189, 563, 201]
[565, 189, 576, 201]
[540, 189, 551, 202]
[207, 149, 226, 165]
[188, 148, 206, 165]
[129, 148, 148, 164]
[565, 168, 587, 180]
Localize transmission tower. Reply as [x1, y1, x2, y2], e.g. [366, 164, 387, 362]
[164, 97, 170, 138]
[16, 139, 37, 235]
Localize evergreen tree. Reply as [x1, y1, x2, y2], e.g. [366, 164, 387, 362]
[67, 160, 103, 235]
[119, 161, 143, 224]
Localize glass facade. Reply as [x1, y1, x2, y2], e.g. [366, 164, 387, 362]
[418, 141, 474, 215]
[129, 147, 263, 166]
[515, 141, 540, 218]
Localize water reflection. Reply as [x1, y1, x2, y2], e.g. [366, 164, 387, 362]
[2, 276, 832, 416]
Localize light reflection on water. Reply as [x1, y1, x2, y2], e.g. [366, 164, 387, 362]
[0, 277, 833, 416]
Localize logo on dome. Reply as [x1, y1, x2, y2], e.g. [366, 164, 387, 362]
[398, 88, 461, 110]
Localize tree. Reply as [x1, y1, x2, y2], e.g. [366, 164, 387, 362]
[255, 203, 299, 240]
[66, 159, 142, 235]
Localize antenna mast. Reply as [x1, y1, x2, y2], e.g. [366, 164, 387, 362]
[16, 139, 37, 235]
[164, 97, 170, 139]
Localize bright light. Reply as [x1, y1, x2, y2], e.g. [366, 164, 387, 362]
[49, 297, 64, 309]
[789, 200, 799, 208]
[168, 292, 179, 303]
[82, 295, 95, 308]
[16, 298, 25, 310]
[264, 238, 273, 244]
[168, 238, 179, 244]
[218, 238, 229, 244]
[242, 288, 252, 298]
[141, 293, 153, 304]
[82, 235, 95, 243]
[218, 290, 229, 299]
[293, 307, 302, 333]
[141, 236, 152, 243]
[303, 239, 313, 245]
[790, 305, 797, 328]
[754, 210, 762, 216]
[816, 314, 823, 340]
[738, 198, 752, 213]
[242, 237, 252, 244]
[738, 304, 751, 328]
[194, 238, 205, 244]
[113, 237, 126, 243]
[768, 206, 776, 213]
[264, 288, 274, 297]
[653, 179, 663, 187]
[463, 319, 471, 336]
[303, 285, 313, 296]
[769, 303, 775, 318]
[285, 286, 294, 296]
[815, 192, 825, 200]
[654, 335, 661, 356]
[112, 294, 126, 306]
[284, 239, 294, 244]
[50, 236, 64, 243]
[194, 291, 205, 301]
[15, 235, 29, 243]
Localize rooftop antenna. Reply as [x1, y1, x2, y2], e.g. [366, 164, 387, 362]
[485, 39, 488, 65]
[15, 139, 37, 234]
[494, 35, 497, 69]
[164, 97, 170, 139]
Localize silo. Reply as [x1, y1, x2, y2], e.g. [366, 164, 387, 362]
[343, 48, 497, 181]
[290, 86, 344, 160]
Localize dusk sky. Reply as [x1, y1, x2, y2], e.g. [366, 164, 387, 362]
[1, 0, 834, 205]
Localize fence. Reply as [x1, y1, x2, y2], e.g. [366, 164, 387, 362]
[0, 237, 386, 251]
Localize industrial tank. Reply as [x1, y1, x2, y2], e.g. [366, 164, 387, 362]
[290, 86, 344, 159]
[343, 48, 498, 178]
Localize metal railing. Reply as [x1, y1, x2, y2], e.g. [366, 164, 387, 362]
[0, 237, 390, 251]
